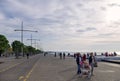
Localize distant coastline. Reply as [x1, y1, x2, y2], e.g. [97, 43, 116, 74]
[45, 51, 120, 55]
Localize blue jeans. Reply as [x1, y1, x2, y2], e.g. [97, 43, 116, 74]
[77, 64, 81, 74]
[90, 63, 94, 74]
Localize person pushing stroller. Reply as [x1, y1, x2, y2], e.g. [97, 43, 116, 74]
[80, 60, 91, 78]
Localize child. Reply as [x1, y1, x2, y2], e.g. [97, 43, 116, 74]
[83, 61, 91, 70]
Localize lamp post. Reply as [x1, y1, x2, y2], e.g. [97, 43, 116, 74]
[14, 21, 38, 57]
[27, 39, 40, 49]
[27, 34, 33, 47]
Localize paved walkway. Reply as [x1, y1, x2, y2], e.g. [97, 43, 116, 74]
[0, 56, 33, 71]
[27, 55, 120, 81]
[0, 54, 120, 81]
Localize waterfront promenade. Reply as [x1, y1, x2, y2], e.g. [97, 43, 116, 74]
[0, 54, 120, 81]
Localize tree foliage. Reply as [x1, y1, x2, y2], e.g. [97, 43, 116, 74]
[11, 40, 42, 57]
[25, 46, 42, 55]
[11, 40, 24, 53]
[26, 46, 36, 54]
[0, 34, 43, 58]
[0, 34, 10, 56]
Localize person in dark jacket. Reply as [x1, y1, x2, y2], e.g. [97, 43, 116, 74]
[54, 52, 57, 57]
[59, 52, 62, 59]
[26, 53, 29, 59]
[76, 53, 82, 74]
[63, 52, 66, 59]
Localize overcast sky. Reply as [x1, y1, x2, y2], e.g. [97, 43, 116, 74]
[0, 0, 120, 52]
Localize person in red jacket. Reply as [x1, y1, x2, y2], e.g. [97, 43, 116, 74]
[82, 54, 86, 61]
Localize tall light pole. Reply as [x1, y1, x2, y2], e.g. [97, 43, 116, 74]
[14, 21, 38, 56]
[30, 39, 40, 49]
[27, 34, 33, 47]
[27, 38, 40, 55]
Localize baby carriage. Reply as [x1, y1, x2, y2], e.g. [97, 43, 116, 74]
[80, 61, 91, 78]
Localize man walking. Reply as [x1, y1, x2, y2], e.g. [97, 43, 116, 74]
[76, 53, 82, 74]
[89, 52, 96, 75]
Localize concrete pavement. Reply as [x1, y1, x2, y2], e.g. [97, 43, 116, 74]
[0, 54, 40, 81]
[0, 56, 29, 72]
[27, 55, 120, 81]
[0, 54, 120, 81]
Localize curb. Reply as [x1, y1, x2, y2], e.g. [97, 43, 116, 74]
[101, 60, 120, 64]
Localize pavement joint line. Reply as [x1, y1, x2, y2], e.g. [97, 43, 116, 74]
[23, 78, 27, 81]
[0, 62, 22, 73]
[23, 59, 39, 81]
[0, 59, 28, 73]
[19, 76, 24, 80]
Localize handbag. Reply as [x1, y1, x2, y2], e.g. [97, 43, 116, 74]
[94, 62, 98, 67]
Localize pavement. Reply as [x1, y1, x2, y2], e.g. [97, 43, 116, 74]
[0, 55, 40, 81]
[27, 55, 120, 81]
[0, 54, 120, 81]
[0, 56, 28, 71]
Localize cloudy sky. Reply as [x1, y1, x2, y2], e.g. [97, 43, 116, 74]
[0, 0, 120, 52]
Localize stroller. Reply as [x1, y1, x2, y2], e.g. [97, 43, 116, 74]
[80, 61, 92, 78]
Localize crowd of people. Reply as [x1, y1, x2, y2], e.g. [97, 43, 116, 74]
[44, 51, 98, 78]
[54, 52, 97, 77]
[75, 52, 97, 77]
[44, 51, 118, 78]
[101, 52, 117, 57]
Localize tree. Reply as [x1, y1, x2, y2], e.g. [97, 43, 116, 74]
[0, 34, 10, 57]
[26, 46, 36, 55]
[11, 40, 24, 58]
[23, 45, 28, 54]
[36, 49, 42, 54]
[24, 45, 42, 56]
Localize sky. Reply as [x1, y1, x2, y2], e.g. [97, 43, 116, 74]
[0, 0, 120, 52]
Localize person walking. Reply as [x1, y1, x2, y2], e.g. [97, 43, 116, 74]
[89, 52, 96, 75]
[63, 52, 66, 59]
[59, 52, 62, 59]
[82, 54, 86, 61]
[74, 53, 76, 59]
[76, 53, 82, 74]
[26, 53, 29, 59]
[54, 52, 57, 57]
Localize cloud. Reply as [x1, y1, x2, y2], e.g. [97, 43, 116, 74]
[108, 3, 120, 7]
[1, 0, 120, 52]
[76, 29, 85, 33]
[100, 7, 107, 11]
[95, 40, 120, 44]
[86, 27, 96, 31]
[0, 0, 60, 19]
[0, 12, 5, 20]
[98, 33, 113, 37]
[76, 27, 96, 33]
[37, 17, 63, 25]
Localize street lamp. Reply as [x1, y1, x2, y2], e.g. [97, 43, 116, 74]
[14, 21, 38, 57]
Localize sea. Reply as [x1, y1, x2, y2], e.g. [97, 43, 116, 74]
[46, 51, 120, 56]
